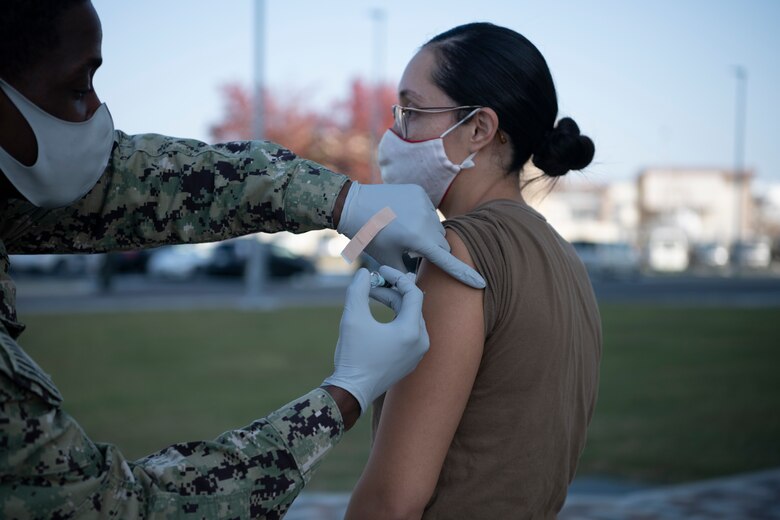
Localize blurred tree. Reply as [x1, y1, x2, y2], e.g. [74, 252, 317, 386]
[209, 79, 396, 183]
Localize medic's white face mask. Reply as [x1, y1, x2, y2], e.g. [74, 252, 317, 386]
[378, 108, 480, 208]
[0, 78, 114, 208]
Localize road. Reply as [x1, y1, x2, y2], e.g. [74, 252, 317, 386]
[591, 272, 780, 307]
[13, 271, 780, 315]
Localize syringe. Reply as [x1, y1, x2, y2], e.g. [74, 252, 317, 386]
[369, 271, 392, 288]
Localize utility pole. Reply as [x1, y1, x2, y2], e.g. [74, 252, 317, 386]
[252, 0, 266, 143]
[369, 8, 386, 184]
[732, 66, 747, 248]
[246, 0, 268, 297]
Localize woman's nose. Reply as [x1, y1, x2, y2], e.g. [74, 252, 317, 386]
[85, 91, 102, 119]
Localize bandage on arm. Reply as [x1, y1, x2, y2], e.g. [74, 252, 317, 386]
[341, 207, 397, 263]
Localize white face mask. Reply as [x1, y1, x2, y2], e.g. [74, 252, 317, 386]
[378, 108, 479, 208]
[0, 78, 114, 208]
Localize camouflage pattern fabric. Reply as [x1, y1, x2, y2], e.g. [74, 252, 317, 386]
[0, 130, 348, 336]
[0, 131, 349, 518]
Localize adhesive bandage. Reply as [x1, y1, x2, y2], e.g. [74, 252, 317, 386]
[340, 207, 397, 263]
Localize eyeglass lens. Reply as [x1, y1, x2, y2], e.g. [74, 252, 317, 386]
[392, 105, 407, 138]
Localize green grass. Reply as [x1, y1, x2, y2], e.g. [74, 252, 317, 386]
[580, 305, 780, 484]
[16, 305, 780, 490]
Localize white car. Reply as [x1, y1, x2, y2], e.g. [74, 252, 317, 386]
[644, 229, 689, 273]
[146, 245, 214, 280]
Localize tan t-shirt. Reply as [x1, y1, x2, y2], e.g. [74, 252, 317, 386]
[373, 199, 602, 519]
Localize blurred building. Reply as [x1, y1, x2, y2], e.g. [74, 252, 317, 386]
[755, 183, 780, 240]
[525, 167, 767, 243]
[249, 167, 780, 274]
[637, 167, 754, 246]
[524, 174, 638, 244]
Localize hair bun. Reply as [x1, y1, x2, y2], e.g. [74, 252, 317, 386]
[531, 117, 594, 177]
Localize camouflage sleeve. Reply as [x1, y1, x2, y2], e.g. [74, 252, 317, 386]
[1, 329, 344, 519]
[1, 131, 349, 254]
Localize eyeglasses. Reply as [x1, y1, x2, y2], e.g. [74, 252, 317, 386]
[391, 104, 483, 139]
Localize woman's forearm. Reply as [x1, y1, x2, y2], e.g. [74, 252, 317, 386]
[345, 484, 424, 520]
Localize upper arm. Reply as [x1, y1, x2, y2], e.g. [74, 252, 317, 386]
[3, 133, 347, 254]
[346, 229, 484, 519]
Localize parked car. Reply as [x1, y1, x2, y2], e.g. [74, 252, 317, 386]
[731, 239, 772, 268]
[571, 241, 640, 279]
[644, 228, 689, 273]
[206, 240, 315, 279]
[8, 254, 89, 276]
[692, 243, 729, 268]
[113, 249, 153, 273]
[146, 245, 213, 280]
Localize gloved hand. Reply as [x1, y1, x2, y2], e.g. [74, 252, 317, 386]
[337, 182, 486, 289]
[322, 266, 429, 414]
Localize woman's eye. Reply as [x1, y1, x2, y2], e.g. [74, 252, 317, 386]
[73, 88, 91, 100]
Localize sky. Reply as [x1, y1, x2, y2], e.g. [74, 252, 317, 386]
[91, 0, 780, 185]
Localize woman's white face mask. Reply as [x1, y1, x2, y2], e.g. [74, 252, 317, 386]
[378, 108, 480, 208]
[0, 78, 114, 209]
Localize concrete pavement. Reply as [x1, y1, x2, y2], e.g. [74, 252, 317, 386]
[284, 468, 780, 519]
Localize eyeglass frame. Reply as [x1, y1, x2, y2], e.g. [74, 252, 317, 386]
[391, 104, 483, 139]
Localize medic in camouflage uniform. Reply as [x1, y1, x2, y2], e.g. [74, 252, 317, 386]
[0, 1, 484, 518]
[1, 133, 355, 519]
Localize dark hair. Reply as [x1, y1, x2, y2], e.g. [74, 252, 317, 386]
[425, 22, 594, 177]
[0, 0, 88, 79]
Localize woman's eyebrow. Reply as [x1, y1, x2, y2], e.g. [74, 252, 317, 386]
[399, 89, 426, 106]
[67, 57, 103, 78]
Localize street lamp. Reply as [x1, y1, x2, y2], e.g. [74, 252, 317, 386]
[253, 0, 266, 142]
[732, 66, 747, 251]
[246, 0, 268, 298]
[369, 8, 386, 184]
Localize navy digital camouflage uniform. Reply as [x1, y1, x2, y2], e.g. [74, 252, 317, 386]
[0, 131, 350, 519]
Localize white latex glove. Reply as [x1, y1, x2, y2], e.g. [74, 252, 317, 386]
[322, 266, 429, 414]
[337, 182, 486, 289]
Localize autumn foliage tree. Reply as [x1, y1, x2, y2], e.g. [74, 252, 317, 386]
[209, 79, 396, 184]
